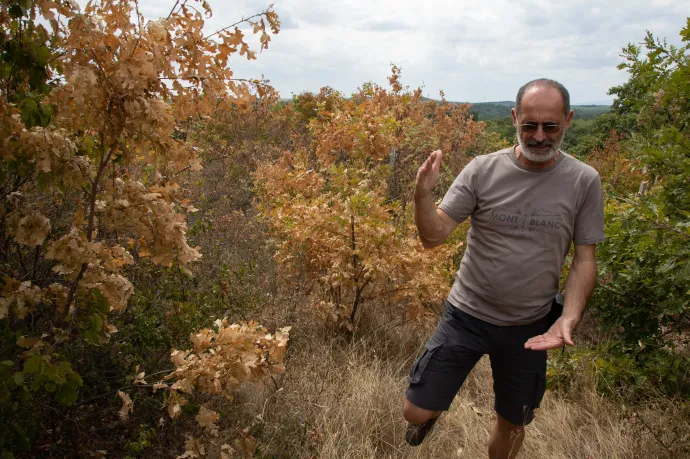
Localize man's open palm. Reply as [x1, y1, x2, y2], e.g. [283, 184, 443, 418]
[524, 317, 577, 351]
[416, 150, 443, 197]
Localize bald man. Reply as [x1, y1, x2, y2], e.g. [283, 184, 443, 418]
[403, 79, 604, 459]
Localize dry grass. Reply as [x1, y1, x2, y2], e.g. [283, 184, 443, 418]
[233, 306, 690, 459]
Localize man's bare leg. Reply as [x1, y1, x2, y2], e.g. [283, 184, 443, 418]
[402, 398, 442, 446]
[402, 397, 441, 424]
[488, 413, 525, 459]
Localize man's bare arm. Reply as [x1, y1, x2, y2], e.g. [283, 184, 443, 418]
[524, 244, 597, 350]
[414, 195, 458, 248]
[414, 150, 459, 248]
[561, 243, 597, 324]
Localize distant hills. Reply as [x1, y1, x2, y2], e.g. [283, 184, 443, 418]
[466, 101, 610, 121]
[283, 95, 610, 121]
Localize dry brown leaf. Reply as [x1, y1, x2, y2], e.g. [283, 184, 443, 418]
[195, 405, 220, 436]
[165, 321, 290, 401]
[220, 444, 234, 459]
[177, 436, 205, 458]
[152, 382, 168, 392]
[117, 391, 133, 421]
[232, 429, 257, 459]
[16, 336, 40, 348]
[133, 366, 146, 385]
[14, 212, 51, 247]
[168, 391, 188, 419]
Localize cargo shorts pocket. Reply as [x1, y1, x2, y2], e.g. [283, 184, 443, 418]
[408, 342, 442, 384]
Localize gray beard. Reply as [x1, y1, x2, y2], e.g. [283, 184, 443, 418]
[517, 128, 566, 163]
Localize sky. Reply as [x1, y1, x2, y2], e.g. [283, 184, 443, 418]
[136, 0, 689, 105]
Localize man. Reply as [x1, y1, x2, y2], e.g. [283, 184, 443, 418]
[403, 79, 604, 458]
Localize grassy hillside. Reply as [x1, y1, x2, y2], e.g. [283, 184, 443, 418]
[235, 305, 683, 458]
[468, 101, 610, 121]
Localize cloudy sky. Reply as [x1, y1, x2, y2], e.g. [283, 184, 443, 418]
[137, 0, 688, 104]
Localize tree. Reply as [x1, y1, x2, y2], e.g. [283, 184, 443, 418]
[0, 0, 281, 454]
[591, 19, 690, 394]
[254, 68, 504, 330]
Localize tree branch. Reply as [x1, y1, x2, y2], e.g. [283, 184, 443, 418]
[63, 139, 116, 318]
[167, 0, 184, 19]
[205, 12, 265, 40]
[349, 278, 371, 325]
[350, 215, 357, 270]
[158, 76, 259, 82]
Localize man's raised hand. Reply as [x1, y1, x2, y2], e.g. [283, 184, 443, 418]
[415, 150, 443, 198]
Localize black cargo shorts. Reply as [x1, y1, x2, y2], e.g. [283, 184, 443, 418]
[405, 300, 549, 426]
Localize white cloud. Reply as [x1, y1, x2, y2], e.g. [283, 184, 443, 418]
[85, 0, 689, 104]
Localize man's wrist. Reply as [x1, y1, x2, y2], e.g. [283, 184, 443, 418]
[414, 188, 433, 202]
[561, 311, 582, 323]
[562, 294, 587, 323]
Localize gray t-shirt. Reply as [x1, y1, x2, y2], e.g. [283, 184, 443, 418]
[438, 147, 605, 326]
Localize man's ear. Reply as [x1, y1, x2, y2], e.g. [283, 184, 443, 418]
[511, 107, 518, 127]
[565, 110, 574, 130]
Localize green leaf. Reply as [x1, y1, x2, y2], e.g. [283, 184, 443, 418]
[83, 330, 97, 344]
[39, 104, 54, 127]
[22, 355, 42, 374]
[92, 289, 110, 314]
[91, 313, 103, 333]
[34, 46, 51, 66]
[19, 98, 38, 127]
[28, 67, 49, 94]
[12, 372, 24, 386]
[55, 383, 78, 406]
[45, 365, 66, 385]
[71, 371, 83, 387]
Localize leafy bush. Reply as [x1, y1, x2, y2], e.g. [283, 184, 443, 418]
[587, 19, 690, 399]
[0, 0, 282, 455]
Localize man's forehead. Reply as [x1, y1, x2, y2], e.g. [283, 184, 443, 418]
[519, 86, 564, 113]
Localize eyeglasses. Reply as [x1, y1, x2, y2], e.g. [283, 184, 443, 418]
[518, 123, 562, 134]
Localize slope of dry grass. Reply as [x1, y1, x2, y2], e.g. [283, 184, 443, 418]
[235, 307, 689, 459]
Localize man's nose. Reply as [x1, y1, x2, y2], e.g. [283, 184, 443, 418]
[533, 126, 546, 142]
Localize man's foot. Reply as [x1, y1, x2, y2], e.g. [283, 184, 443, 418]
[405, 416, 438, 446]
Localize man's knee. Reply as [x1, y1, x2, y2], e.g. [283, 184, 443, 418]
[402, 398, 440, 424]
[495, 413, 525, 434]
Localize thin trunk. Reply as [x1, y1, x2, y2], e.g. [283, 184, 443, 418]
[63, 140, 114, 316]
[350, 286, 362, 324]
[350, 215, 357, 270]
[349, 278, 371, 325]
[349, 215, 359, 324]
